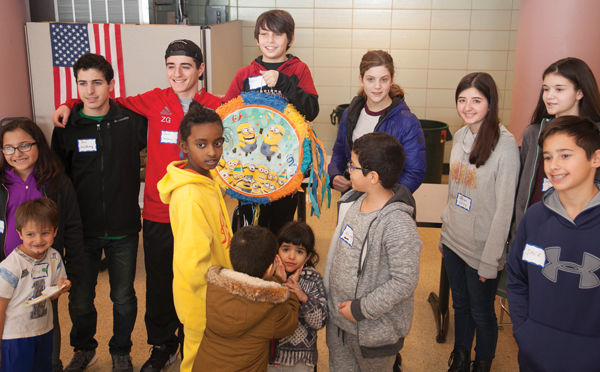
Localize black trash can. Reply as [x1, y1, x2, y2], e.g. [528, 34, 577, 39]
[330, 104, 349, 125]
[420, 120, 452, 184]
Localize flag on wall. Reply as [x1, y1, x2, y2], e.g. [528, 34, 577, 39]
[50, 23, 125, 109]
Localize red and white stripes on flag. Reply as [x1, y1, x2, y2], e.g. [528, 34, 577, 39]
[50, 23, 125, 109]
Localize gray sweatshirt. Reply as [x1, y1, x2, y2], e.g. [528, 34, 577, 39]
[324, 185, 422, 357]
[440, 124, 519, 279]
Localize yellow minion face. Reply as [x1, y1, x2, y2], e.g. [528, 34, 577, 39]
[255, 165, 269, 183]
[264, 124, 285, 145]
[236, 123, 257, 144]
[243, 163, 256, 178]
[251, 181, 262, 194]
[261, 179, 277, 194]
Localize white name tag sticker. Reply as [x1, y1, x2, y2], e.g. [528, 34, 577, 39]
[32, 263, 49, 279]
[0, 220, 4, 234]
[339, 224, 354, 247]
[522, 243, 546, 267]
[160, 130, 178, 144]
[77, 139, 97, 152]
[456, 193, 472, 211]
[542, 177, 553, 192]
[248, 75, 267, 90]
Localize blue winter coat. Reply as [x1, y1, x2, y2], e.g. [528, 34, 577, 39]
[328, 95, 426, 193]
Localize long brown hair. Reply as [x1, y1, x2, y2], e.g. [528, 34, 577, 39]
[455, 72, 500, 167]
[0, 119, 63, 190]
[531, 57, 600, 124]
[358, 50, 404, 99]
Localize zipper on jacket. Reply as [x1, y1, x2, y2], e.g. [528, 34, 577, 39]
[97, 123, 108, 237]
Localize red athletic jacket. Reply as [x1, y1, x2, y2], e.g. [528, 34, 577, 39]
[63, 88, 222, 223]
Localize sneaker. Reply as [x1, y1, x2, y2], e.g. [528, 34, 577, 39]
[140, 345, 178, 372]
[64, 350, 97, 372]
[111, 354, 133, 372]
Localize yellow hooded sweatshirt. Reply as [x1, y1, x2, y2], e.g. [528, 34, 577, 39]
[157, 160, 232, 372]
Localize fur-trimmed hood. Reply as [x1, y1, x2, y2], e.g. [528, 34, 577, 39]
[204, 266, 291, 339]
[206, 266, 289, 303]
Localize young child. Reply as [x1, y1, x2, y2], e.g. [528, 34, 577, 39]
[157, 101, 233, 372]
[226, 9, 319, 234]
[269, 221, 327, 371]
[324, 132, 422, 371]
[52, 53, 147, 372]
[507, 116, 600, 372]
[193, 226, 300, 372]
[0, 198, 71, 372]
[0, 119, 84, 372]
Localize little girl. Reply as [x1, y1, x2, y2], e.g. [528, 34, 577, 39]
[0, 119, 84, 371]
[157, 101, 233, 372]
[270, 221, 327, 372]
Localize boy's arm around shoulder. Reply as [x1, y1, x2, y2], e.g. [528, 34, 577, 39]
[272, 292, 300, 339]
[506, 214, 532, 331]
[299, 269, 328, 330]
[351, 211, 422, 322]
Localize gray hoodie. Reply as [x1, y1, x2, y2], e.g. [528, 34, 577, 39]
[440, 124, 519, 279]
[324, 185, 422, 357]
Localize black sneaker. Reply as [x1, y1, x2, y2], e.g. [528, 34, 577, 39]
[140, 345, 178, 372]
[111, 353, 133, 372]
[64, 350, 97, 372]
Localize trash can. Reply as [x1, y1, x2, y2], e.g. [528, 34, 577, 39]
[330, 104, 349, 125]
[420, 120, 452, 184]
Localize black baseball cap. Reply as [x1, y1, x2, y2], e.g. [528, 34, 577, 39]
[164, 39, 204, 66]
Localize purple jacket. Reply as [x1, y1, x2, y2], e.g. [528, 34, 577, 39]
[328, 95, 426, 192]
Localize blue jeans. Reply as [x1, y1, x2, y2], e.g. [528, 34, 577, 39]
[443, 245, 499, 361]
[69, 235, 138, 355]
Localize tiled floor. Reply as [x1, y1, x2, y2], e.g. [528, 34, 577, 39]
[57, 191, 518, 371]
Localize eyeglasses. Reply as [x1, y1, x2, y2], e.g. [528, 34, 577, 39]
[2, 142, 37, 155]
[347, 162, 368, 172]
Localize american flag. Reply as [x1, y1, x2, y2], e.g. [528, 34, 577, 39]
[50, 23, 125, 109]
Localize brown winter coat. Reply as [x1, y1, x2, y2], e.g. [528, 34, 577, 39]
[192, 266, 300, 372]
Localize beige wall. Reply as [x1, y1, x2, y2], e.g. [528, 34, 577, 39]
[0, 0, 32, 120]
[509, 0, 600, 144]
[230, 0, 519, 159]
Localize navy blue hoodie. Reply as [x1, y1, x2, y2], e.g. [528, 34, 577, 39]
[507, 187, 600, 372]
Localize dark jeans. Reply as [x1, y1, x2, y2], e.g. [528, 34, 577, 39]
[143, 220, 181, 350]
[69, 235, 138, 355]
[443, 245, 499, 361]
[234, 193, 298, 234]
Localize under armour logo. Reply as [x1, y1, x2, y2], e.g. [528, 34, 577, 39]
[541, 247, 600, 289]
[160, 106, 172, 116]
